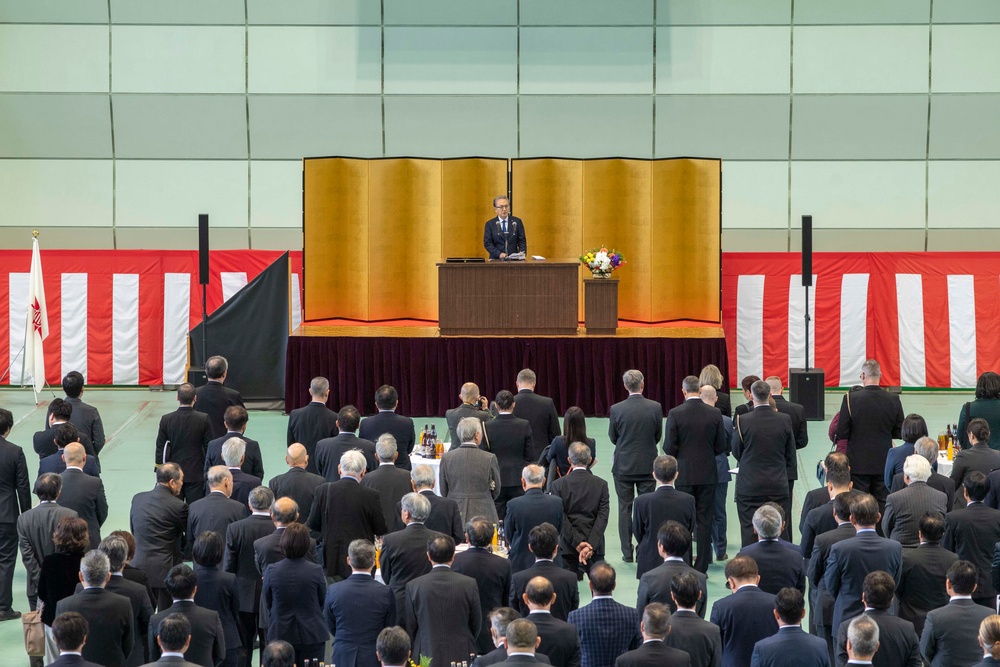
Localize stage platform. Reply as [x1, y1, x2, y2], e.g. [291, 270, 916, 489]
[285, 320, 728, 417]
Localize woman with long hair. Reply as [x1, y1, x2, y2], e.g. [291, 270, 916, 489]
[542, 407, 597, 479]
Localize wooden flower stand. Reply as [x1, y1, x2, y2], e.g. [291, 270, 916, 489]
[584, 277, 619, 335]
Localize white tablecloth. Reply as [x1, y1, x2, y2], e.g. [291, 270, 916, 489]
[937, 451, 953, 477]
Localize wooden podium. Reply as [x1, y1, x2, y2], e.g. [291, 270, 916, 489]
[437, 260, 579, 335]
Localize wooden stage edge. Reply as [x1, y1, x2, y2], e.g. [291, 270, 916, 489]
[293, 321, 724, 339]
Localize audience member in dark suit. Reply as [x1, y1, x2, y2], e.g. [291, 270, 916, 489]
[130, 464, 189, 612]
[952, 418, 1000, 509]
[539, 408, 596, 483]
[632, 455, 696, 579]
[750, 587, 828, 667]
[373, 627, 413, 667]
[800, 478, 836, 537]
[699, 385, 733, 563]
[389, 466, 465, 542]
[896, 513, 956, 635]
[522, 576, 581, 667]
[767, 378, 808, 528]
[920, 559, 995, 667]
[404, 535, 482, 667]
[709, 555, 777, 667]
[807, 492, 856, 664]
[307, 450, 387, 581]
[203, 406, 264, 483]
[608, 370, 663, 563]
[567, 563, 641, 667]
[155, 384, 214, 504]
[34, 398, 97, 464]
[324, 539, 395, 667]
[17, 473, 77, 613]
[285, 376, 339, 474]
[454, 518, 513, 655]
[47, 611, 105, 667]
[732, 375, 759, 420]
[513, 368, 561, 464]
[57, 444, 108, 550]
[55, 550, 134, 667]
[510, 523, 579, 621]
[483, 196, 526, 260]
[973, 615, 1000, 667]
[824, 494, 902, 639]
[836, 360, 904, 515]
[186, 467, 249, 557]
[731, 381, 795, 548]
[266, 444, 325, 524]
[944, 471, 1000, 607]
[636, 521, 708, 619]
[663, 572, 722, 667]
[834, 571, 919, 667]
[445, 382, 494, 451]
[363, 435, 416, 529]
[217, 438, 261, 507]
[881, 454, 947, 547]
[47, 372, 105, 456]
[614, 602, 690, 667]
[194, 356, 245, 440]
[146, 612, 202, 667]
[114, 529, 155, 610]
[889, 435, 956, 510]
[359, 384, 416, 470]
[549, 443, 609, 578]
[842, 615, 879, 667]
[38, 517, 88, 636]
[315, 405, 378, 482]
[37, 423, 100, 478]
[89, 535, 153, 667]
[882, 414, 928, 489]
[505, 465, 564, 573]
[738, 505, 804, 595]
[493, 617, 550, 667]
[800, 459, 852, 562]
[484, 391, 533, 519]
[149, 565, 226, 667]
[380, 493, 441, 614]
[471, 607, 553, 667]
[0, 408, 30, 620]
[190, 533, 241, 667]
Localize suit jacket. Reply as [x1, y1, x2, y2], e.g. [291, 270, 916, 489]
[33, 424, 96, 462]
[982, 468, 1000, 509]
[609, 394, 663, 480]
[404, 566, 482, 667]
[800, 500, 838, 561]
[835, 609, 920, 667]
[528, 610, 581, 667]
[799, 487, 831, 534]
[104, 574, 155, 667]
[122, 564, 156, 608]
[664, 398, 727, 486]
[0, 434, 30, 522]
[262, 556, 328, 645]
[708, 586, 778, 667]
[16, 501, 77, 596]
[227, 468, 261, 507]
[191, 565, 241, 651]
[55, 587, 134, 667]
[751, 626, 828, 667]
[391, 489, 465, 543]
[897, 541, 958, 635]
[130, 484, 188, 586]
[474, 648, 551, 667]
[951, 444, 1000, 490]
[889, 470, 955, 511]
[836, 386, 904, 475]
[253, 527, 319, 578]
[324, 573, 396, 667]
[38, 449, 100, 478]
[771, 395, 808, 454]
[45, 395, 105, 454]
[285, 401, 339, 474]
[380, 523, 441, 614]
[267, 466, 326, 521]
[224, 513, 275, 613]
[637, 559, 708, 619]
[155, 407, 213, 484]
[454, 546, 513, 655]
[186, 491, 249, 556]
[315, 432, 377, 482]
[632, 485, 696, 578]
[513, 389, 561, 463]
[550, 468, 610, 559]
[615, 640, 690, 667]
[484, 413, 534, 487]
[738, 541, 805, 595]
[506, 488, 565, 573]
[881, 481, 947, 547]
[920, 598, 994, 667]
[883, 442, 915, 489]
[731, 406, 795, 497]
[362, 463, 414, 528]
[568, 597, 641, 667]
[944, 502, 1000, 598]
[824, 530, 902, 635]
[149, 599, 226, 667]
[511, 560, 580, 621]
[307, 478, 387, 579]
[203, 431, 264, 481]
[45, 654, 105, 667]
[359, 410, 416, 470]
[664, 609, 722, 667]
[441, 443, 502, 525]
[58, 467, 108, 549]
[484, 215, 527, 259]
[807, 523, 855, 630]
[194, 381, 244, 440]
[137, 657, 201, 667]
[445, 403, 494, 451]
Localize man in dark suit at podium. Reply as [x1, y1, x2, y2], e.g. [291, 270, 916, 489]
[483, 196, 526, 260]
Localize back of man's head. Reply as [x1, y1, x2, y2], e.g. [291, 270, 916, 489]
[54, 423, 80, 449]
[427, 535, 456, 564]
[750, 380, 771, 403]
[457, 417, 482, 443]
[338, 405, 361, 432]
[489, 607, 520, 639]
[192, 531, 225, 568]
[774, 587, 805, 625]
[641, 603, 671, 638]
[460, 382, 480, 403]
[861, 359, 881, 379]
[506, 619, 538, 652]
[752, 504, 782, 540]
[376, 627, 411, 667]
[517, 368, 536, 387]
[903, 454, 931, 483]
[164, 564, 197, 600]
[525, 576, 555, 607]
[98, 535, 129, 573]
[653, 455, 678, 484]
[401, 492, 431, 523]
[310, 376, 330, 398]
[248, 486, 274, 512]
[919, 512, 946, 543]
[270, 497, 299, 525]
[348, 539, 376, 571]
[207, 465, 233, 491]
[156, 462, 182, 485]
[833, 491, 855, 522]
[588, 562, 616, 596]
[63, 442, 85, 466]
[670, 572, 701, 609]
[914, 436, 939, 463]
[681, 375, 700, 395]
[465, 517, 494, 548]
[528, 523, 559, 559]
[49, 397, 72, 422]
[340, 450, 367, 477]
[224, 405, 248, 432]
[261, 640, 295, 667]
[176, 383, 196, 405]
[522, 464, 545, 487]
[567, 442, 591, 467]
[376, 434, 398, 463]
[657, 520, 691, 558]
[62, 371, 85, 398]
[411, 465, 435, 490]
[0, 407, 11, 436]
[285, 443, 308, 467]
[375, 384, 398, 410]
[725, 554, 759, 582]
[623, 369, 643, 393]
[862, 571, 896, 610]
[205, 355, 228, 380]
[847, 614, 879, 660]
[52, 611, 89, 652]
[849, 493, 880, 526]
[965, 470, 989, 502]
[80, 549, 110, 587]
[222, 438, 246, 468]
[948, 560, 978, 596]
[495, 390, 515, 411]
[34, 472, 62, 501]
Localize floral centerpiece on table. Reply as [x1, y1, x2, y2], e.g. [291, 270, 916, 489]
[580, 246, 626, 278]
[408, 655, 432, 667]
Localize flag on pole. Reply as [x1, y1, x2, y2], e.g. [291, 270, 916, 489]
[24, 235, 49, 395]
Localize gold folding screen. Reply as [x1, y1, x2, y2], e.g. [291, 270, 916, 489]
[304, 157, 720, 324]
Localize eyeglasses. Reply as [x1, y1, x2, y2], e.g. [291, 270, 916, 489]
[495, 204, 509, 209]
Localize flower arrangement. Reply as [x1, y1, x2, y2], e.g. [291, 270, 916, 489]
[408, 655, 433, 667]
[580, 246, 626, 278]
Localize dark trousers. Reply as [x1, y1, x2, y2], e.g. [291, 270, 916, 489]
[677, 484, 717, 573]
[850, 473, 887, 534]
[220, 647, 242, 667]
[711, 481, 729, 558]
[494, 485, 525, 521]
[562, 549, 605, 581]
[613, 475, 655, 558]
[180, 480, 205, 505]
[736, 493, 790, 548]
[238, 611, 258, 667]
[292, 642, 325, 666]
[0, 522, 15, 611]
[152, 587, 174, 613]
[785, 479, 796, 542]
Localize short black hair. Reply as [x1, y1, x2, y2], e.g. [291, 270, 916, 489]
[0, 407, 11, 435]
[62, 371, 85, 398]
[495, 390, 515, 411]
[176, 383, 196, 405]
[901, 414, 928, 443]
[156, 462, 182, 484]
[528, 523, 559, 559]
[337, 405, 361, 432]
[262, 641, 295, 667]
[948, 560, 978, 596]
[427, 534, 456, 564]
[849, 494, 880, 526]
[976, 371, 1000, 400]
[205, 356, 228, 380]
[862, 571, 895, 610]
[465, 517, 494, 548]
[670, 572, 701, 608]
[54, 422, 80, 449]
[52, 611, 88, 651]
[376, 627, 411, 665]
[164, 564, 197, 600]
[375, 385, 398, 410]
[653, 455, 678, 483]
[965, 470, 989, 502]
[192, 531, 224, 567]
[774, 587, 805, 625]
[833, 491, 855, 522]
[50, 397, 73, 421]
[588, 562, 616, 595]
[224, 405, 248, 431]
[657, 520, 691, 558]
[725, 554, 758, 580]
[34, 472, 62, 501]
[919, 512, 946, 542]
[157, 613, 191, 652]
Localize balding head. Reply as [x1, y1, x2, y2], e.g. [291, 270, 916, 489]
[270, 497, 299, 525]
[765, 376, 783, 396]
[460, 382, 480, 404]
[285, 443, 308, 468]
[522, 464, 545, 488]
[207, 465, 233, 493]
[699, 385, 718, 405]
[63, 442, 86, 466]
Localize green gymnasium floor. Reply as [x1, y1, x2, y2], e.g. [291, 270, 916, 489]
[0, 387, 971, 664]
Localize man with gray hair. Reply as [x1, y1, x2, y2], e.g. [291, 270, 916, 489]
[505, 464, 564, 573]
[307, 450, 387, 580]
[890, 437, 956, 510]
[91, 535, 152, 667]
[513, 368, 561, 464]
[55, 550, 134, 667]
[550, 443, 610, 577]
[186, 465, 248, 558]
[846, 614, 879, 665]
[204, 406, 264, 484]
[363, 433, 415, 527]
[738, 504, 805, 595]
[882, 454, 947, 547]
[472, 608, 552, 667]
[17, 472, 76, 616]
[445, 382, 494, 451]
[196, 355, 245, 439]
[609, 369, 663, 563]
[441, 417, 502, 525]
[222, 437, 262, 506]
[615, 603, 689, 667]
[381, 492, 439, 613]
[391, 464, 465, 542]
[286, 376, 339, 474]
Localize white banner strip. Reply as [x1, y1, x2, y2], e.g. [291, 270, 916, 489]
[61, 273, 88, 380]
[736, 275, 766, 381]
[112, 274, 140, 385]
[948, 275, 977, 388]
[896, 274, 926, 387]
[163, 273, 191, 386]
[839, 274, 869, 386]
[290, 272, 302, 332]
[7, 273, 29, 385]
[221, 272, 248, 303]
[788, 275, 817, 373]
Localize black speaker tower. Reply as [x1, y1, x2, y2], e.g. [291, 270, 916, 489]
[189, 214, 210, 386]
[789, 214, 825, 419]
